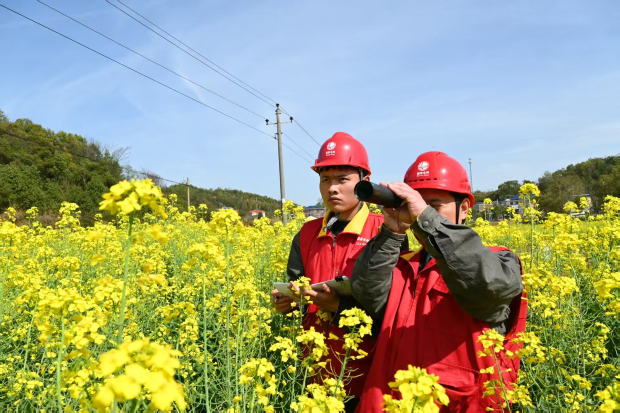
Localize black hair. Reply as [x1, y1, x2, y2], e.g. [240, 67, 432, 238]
[318, 165, 368, 181]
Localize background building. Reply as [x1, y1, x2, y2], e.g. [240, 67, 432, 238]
[303, 206, 325, 219]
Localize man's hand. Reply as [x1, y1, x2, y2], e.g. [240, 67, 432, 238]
[381, 182, 428, 234]
[270, 289, 294, 314]
[290, 281, 339, 313]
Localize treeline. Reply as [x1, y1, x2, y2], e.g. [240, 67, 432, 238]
[165, 184, 282, 220]
[538, 156, 620, 212]
[0, 110, 282, 222]
[3, 109, 618, 221]
[474, 155, 620, 213]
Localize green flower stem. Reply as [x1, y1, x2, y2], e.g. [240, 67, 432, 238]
[491, 350, 512, 413]
[225, 226, 232, 405]
[301, 343, 311, 393]
[56, 316, 65, 413]
[296, 306, 305, 401]
[528, 196, 534, 271]
[335, 330, 356, 397]
[116, 213, 135, 344]
[235, 297, 245, 408]
[0, 257, 7, 331]
[22, 308, 36, 373]
[202, 268, 211, 413]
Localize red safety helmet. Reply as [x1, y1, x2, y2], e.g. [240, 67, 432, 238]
[404, 151, 475, 207]
[311, 132, 371, 176]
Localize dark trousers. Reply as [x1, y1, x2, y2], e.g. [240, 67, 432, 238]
[345, 397, 359, 413]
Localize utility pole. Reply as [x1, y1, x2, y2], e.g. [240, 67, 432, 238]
[468, 158, 473, 193]
[267, 104, 293, 225]
[186, 178, 190, 211]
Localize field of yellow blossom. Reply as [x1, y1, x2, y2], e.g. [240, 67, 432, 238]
[0, 179, 619, 412]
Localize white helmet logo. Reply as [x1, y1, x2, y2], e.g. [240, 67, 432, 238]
[418, 161, 429, 171]
[327, 142, 336, 150]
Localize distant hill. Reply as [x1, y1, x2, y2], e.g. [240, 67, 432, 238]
[165, 184, 281, 221]
[476, 155, 620, 213]
[3, 109, 617, 220]
[0, 110, 281, 222]
[0, 111, 124, 220]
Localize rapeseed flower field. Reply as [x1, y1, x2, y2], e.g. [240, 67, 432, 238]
[0, 179, 619, 412]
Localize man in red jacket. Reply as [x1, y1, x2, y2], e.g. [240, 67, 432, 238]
[271, 132, 384, 412]
[351, 152, 527, 412]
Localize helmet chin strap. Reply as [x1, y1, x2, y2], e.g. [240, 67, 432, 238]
[455, 201, 460, 224]
[454, 194, 464, 224]
[356, 169, 365, 212]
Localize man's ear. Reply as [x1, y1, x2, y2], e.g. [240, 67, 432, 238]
[460, 199, 470, 224]
[363, 175, 371, 182]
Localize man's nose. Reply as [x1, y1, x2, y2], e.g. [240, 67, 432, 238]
[329, 182, 339, 194]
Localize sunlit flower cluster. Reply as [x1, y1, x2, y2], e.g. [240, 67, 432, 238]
[99, 179, 167, 218]
[93, 339, 186, 412]
[382, 365, 450, 413]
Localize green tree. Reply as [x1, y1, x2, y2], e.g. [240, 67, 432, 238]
[537, 172, 586, 213]
[492, 204, 507, 221]
[0, 115, 125, 221]
[491, 180, 521, 203]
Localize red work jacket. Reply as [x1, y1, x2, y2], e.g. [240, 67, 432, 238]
[357, 246, 527, 412]
[299, 203, 384, 397]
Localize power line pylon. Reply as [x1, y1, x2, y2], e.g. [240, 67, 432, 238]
[267, 104, 293, 225]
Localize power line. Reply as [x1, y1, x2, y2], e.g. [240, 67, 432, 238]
[3, 129, 188, 186]
[112, 0, 321, 148]
[2, 129, 204, 187]
[0, 5, 312, 165]
[1, 4, 273, 137]
[39, 0, 317, 156]
[282, 132, 314, 161]
[117, 0, 278, 106]
[35, 0, 267, 120]
[106, 0, 317, 160]
[104, 0, 274, 108]
[1, 129, 309, 189]
[134, 172, 184, 186]
[292, 118, 320, 147]
[281, 140, 312, 165]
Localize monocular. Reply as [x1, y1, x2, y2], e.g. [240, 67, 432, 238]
[354, 181, 403, 208]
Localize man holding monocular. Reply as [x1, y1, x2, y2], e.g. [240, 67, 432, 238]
[351, 151, 527, 412]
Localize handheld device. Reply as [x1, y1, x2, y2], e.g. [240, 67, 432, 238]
[273, 276, 352, 302]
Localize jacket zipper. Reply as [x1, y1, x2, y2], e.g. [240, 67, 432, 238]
[332, 235, 338, 279]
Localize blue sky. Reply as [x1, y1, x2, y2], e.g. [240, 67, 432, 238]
[1, 0, 619, 206]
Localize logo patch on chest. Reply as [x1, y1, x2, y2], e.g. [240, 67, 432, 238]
[355, 236, 370, 246]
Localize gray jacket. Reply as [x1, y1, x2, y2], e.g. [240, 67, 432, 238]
[350, 207, 523, 334]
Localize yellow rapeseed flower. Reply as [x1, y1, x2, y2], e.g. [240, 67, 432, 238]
[99, 179, 167, 218]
